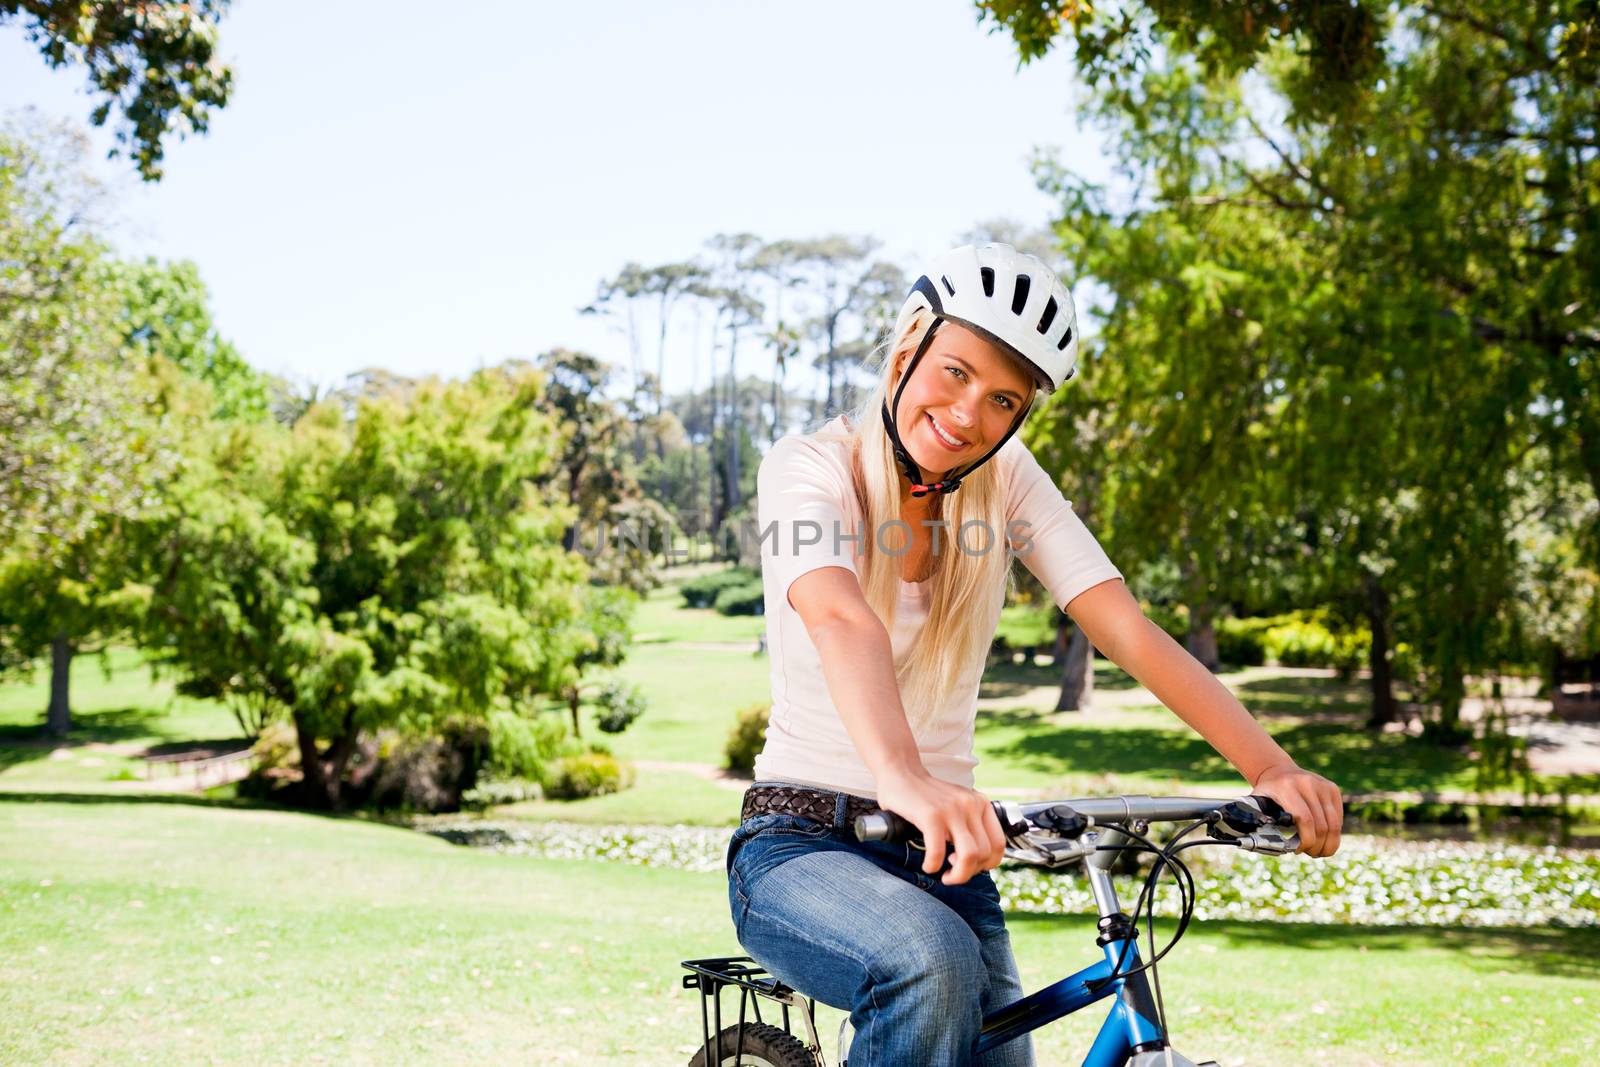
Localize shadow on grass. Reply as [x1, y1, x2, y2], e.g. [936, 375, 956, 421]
[975, 712, 1475, 795]
[1233, 675, 1372, 717]
[0, 705, 189, 747]
[0, 707, 248, 774]
[0, 789, 260, 810]
[980, 660, 1143, 702]
[0, 789, 431, 834]
[977, 710, 1234, 782]
[1004, 912, 1600, 980]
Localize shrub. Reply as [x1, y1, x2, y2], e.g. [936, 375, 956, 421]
[485, 708, 573, 780]
[460, 776, 542, 808]
[1261, 612, 1369, 673]
[1215, 616, 1276, 667]
[356, 722, 490, 814]
[713, 580, 765, 616]
[594, 681, 647, 734]
[725, 702, 770, 773]
[682, 566, 760, 609]
[542, 750, 634, 800]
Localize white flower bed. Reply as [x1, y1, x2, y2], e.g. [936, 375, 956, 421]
[425, 822, 1600, 928]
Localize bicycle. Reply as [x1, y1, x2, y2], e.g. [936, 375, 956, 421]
[681, 792, 1301, 1067]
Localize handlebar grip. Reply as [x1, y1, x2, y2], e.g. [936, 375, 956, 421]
[854, 809, 918, 844]
[854, 802, 1020, 846]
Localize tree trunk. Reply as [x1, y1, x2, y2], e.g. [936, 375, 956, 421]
[568, 689, 583, 739]
[1054, 620, 1094, 712]
[655, 302, 671, 503]
[726, 324, 742, 515]
[770, 370, 782, 445]
[290, 710, 360, 810]
[46, 633, 72, 738]
[1186, 604, 1220, 672]
[292, 710, 337, 810]
[824, 315, 838, 414]
[1435, 666, 1466, 741]
[1363, 573, 1397, 730]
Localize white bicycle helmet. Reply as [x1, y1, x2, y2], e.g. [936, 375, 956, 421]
[882, 243, 1079, 496]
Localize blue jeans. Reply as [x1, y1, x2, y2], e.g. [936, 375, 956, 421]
[725, 802, 1035, 1067]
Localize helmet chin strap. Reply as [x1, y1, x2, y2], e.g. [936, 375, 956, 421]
[880, 317, 1033, 499]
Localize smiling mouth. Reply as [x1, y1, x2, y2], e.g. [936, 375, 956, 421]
[926, 413, 970, 449]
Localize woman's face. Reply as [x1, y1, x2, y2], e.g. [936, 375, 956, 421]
[891, 320, 1037, 482]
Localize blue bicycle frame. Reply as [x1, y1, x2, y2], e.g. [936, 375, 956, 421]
[976, 934, 1164, 1063]
[971, 818, 1214, 1067]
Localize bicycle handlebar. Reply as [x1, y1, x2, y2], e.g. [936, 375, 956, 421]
[853, 793, 1301, 860]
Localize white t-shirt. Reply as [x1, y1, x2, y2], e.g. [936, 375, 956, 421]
[751, 415, 1124, 797]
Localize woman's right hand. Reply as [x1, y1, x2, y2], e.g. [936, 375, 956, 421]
[874, 769, 1006, 886]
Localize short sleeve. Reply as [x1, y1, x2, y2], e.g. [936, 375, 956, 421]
[756, 436, 863, 608]
[1002, 438, 1124, 611]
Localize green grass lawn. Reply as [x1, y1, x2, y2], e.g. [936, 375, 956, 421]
[4, 579, 1598, 1065]
[3, 799, 1595, 1066]
[630, 573, 766, 646]
[481, 766, 745, 827]
[0, 649, 245, 793]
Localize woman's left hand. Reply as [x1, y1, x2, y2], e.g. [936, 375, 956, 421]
[1250, 762, 1344, 857]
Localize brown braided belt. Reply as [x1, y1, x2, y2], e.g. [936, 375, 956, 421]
[740, 783, 880, 829]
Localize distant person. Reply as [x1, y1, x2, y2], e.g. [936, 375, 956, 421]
[726, 243, 1344, 1065]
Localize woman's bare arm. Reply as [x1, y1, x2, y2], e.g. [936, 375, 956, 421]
[786, 565, 1005, 883]
[1066, 578, 1345, 856]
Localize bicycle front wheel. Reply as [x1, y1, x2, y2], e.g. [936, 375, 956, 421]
[687, 1022, 820, 1067]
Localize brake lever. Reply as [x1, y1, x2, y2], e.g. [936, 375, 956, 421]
[1005, 829, 1100, 868]
[1236, 827, 1300, 855]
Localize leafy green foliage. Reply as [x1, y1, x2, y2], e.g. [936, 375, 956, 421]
[680, 565, 760, 609]
[0, 0, 235, 180]
[977, 0, 1387, 116]
[1022, 1, 1600, 735]
[484, 707, 576, 781]
[111, 257, 271, 421]
[723, 701, 770, 774]
[0, 124, 175, 549]
[541, 750, 634, 800]
[138, 365, 592, 808]
[593, 681, 646, 734]
[711, 579, 763, 617]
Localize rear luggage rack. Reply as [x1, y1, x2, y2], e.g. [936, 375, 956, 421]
[681, 956, 825, 1064]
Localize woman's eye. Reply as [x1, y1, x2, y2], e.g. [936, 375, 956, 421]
[948, 365, 1010, 408]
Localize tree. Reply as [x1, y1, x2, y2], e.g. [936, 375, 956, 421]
[581, 262, 650, 462]
[534, 348, 661, 593]
[1012, 1, 1600, 737]
[0, 123, 179, 735]
[788, 235, 892, 417]
[752, 239, 806, 444]
[139, 366, 595, 809]
[112, 257, 272, 422]
[1, 1, 235, 180]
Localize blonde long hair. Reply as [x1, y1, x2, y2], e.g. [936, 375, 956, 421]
[810, 307, 1033, 732]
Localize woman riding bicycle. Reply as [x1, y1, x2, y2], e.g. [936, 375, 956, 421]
[728, 243, 1344, 1067]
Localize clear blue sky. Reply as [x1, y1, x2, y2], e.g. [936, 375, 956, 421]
[1, 0, 1109, 397]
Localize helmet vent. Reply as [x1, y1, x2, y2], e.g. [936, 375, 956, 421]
[1037, 297, 1058, 334]
[1057, 325, 1074, 351]
[1011, 275, 1031, 314]
[941, 275, 955, 296]
[980, 266, 995, 297]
